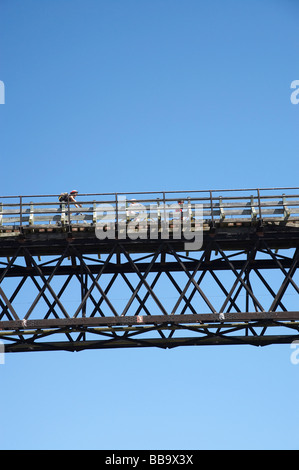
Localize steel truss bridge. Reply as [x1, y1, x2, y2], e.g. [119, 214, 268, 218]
[0, 187, 299, 353]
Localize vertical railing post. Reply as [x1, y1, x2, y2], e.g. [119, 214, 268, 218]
[0, 202, 3, 228]
[257, 188, 262, 223]
[210, 190, 214, 227]
[157, 198, 161, 232]
[29, 202, 34, 225]
[219, 196, 225, 221]
[282, 193, 290, 219]
[67, 195, 71, 234]
[92, 201, 97, 225]
[162, 191, 167, 238]
[187, 197, 192, 222]
[115, 193, 118, 237]
[19, 196, 23, 233]
[250, 195, 257, 221]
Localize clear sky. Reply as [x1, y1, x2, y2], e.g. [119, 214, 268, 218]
[0, 0, 299, 450]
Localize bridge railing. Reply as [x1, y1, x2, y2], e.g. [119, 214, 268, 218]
[0, 187, 299, 232]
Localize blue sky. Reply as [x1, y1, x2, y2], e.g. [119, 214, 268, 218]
[0, 0, 299, 450]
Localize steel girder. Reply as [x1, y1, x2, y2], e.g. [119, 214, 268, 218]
[0, 233, 299, 352]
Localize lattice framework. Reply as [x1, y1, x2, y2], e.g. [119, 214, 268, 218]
[1, 233, 299, 353]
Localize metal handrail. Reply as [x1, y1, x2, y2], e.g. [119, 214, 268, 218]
[0, 187, 299, 231]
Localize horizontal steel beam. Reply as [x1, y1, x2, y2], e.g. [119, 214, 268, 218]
[0, 258, 295, 278]
[0, 223, 299, 258]
[3, 334, 299, 353]
[2, 311, 299, 331]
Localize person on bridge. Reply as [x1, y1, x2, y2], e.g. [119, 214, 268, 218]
[59, 190, 82, 210]
[69, 190, 82, 210]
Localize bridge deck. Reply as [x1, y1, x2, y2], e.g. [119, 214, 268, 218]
[0, 187, 299, 352]
[0, 187, 299, 256]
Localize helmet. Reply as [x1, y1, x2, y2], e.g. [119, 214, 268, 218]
[70, 190, 78, 194]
